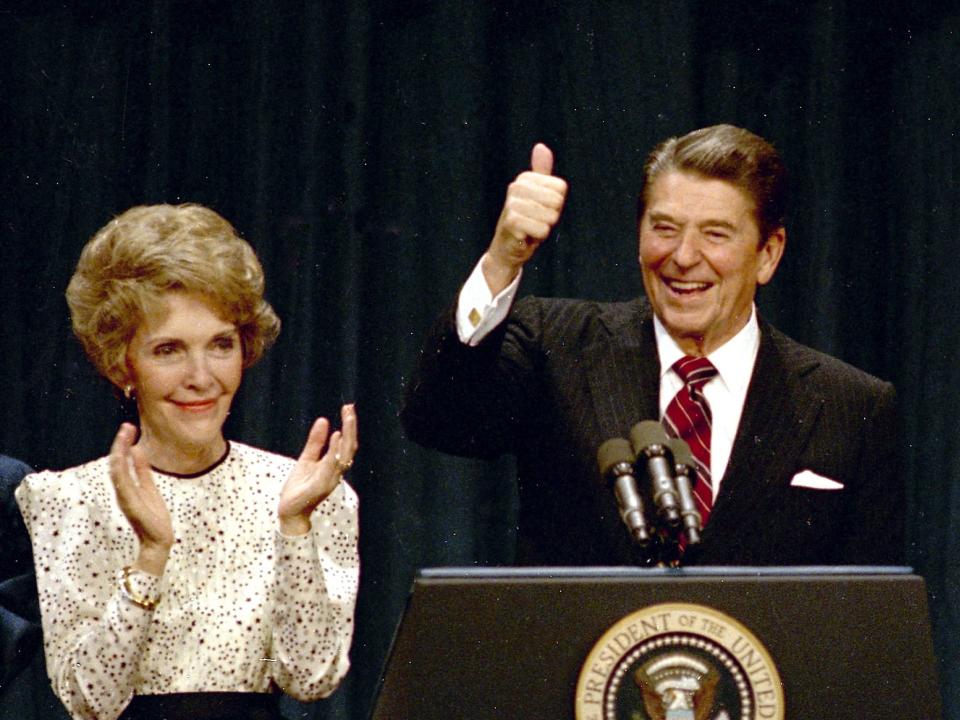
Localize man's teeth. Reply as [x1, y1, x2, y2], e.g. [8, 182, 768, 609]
[667, 280, 710, 293]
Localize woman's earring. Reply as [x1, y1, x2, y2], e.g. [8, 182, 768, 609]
[123, 385, 134, 400]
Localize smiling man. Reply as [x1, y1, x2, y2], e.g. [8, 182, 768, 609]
[401, 124, 902, 567]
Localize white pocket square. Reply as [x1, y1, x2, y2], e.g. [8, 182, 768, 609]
[790, 470, 844, 490]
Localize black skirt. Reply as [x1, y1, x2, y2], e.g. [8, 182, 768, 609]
[118, 692, 281, 720]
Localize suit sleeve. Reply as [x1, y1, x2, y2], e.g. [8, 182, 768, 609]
[0, 456, 41, 689]
[840, 382, 905, 565]
[400, 299, 543, 459]
[0, 456, 35, 582]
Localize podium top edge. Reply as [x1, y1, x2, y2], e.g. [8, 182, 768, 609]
[416, 565, 916, 580]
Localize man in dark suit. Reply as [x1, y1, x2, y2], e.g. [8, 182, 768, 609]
[0, 454, 70, 720]
[0, 454, 39, 686]
[400, 124, 902, 567]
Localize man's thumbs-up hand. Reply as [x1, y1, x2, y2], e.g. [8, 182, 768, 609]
[483, 143, 568, 295]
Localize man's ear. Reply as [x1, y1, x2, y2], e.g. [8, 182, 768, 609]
[757, 227, 786, 286]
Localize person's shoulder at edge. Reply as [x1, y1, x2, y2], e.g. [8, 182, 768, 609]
[758, 318, 895, 395]
[0, 454, 33, 530]
[0, 456, 33, 492]
[0, 455, 32, 476]
[0, 455, 36, 580]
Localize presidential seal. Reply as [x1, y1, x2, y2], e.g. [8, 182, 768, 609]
[575, 603, 784, 720]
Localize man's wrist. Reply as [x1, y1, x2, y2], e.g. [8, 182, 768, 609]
[481, 251, 520, 297]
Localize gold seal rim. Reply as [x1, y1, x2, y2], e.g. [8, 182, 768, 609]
[574, 602, 785, 720]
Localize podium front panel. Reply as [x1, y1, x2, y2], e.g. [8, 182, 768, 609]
[371, 567, 939, 720]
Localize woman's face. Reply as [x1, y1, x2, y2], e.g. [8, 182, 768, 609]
[125, 290, 243, 472]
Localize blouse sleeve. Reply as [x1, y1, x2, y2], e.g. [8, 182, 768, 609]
[15, 470, 155, 720]
[269, 479, 359, 700]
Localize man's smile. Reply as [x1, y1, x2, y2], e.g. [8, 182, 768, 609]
[662, 277, 713, 295]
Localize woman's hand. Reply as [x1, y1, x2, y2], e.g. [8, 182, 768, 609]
[109, 423, 174, 575]
[278, 404, 358, 536]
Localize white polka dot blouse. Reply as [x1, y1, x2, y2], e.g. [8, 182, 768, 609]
[15, 441, 359, 720]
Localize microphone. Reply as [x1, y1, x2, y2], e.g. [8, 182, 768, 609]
[597, 438, 651, 546]
[629, 421, 681, 527]
[665, 438, 702, 545]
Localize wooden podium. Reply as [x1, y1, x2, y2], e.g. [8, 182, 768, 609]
[370, 566, 940, 719]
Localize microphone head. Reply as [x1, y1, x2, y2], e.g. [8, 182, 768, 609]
[629, 420, 670, 457]
[597, 438, 634, 478]
[665, 437, 695, 470]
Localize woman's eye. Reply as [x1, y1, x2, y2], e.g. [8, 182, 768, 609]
[212, 337, 237, 353]
[153, 343, 179, 357]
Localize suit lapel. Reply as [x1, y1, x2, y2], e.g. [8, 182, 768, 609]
[708, 322, 823, 534]
[584, 300, 661, 442]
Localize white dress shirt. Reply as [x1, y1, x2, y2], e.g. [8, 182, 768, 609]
[456, 260, 522, 345]
[653, 310, 760, 496]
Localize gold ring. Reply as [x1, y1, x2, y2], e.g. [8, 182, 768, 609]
[334, 455, 353, 474]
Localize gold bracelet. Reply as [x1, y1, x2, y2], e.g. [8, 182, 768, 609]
[120, 566, 161, 611]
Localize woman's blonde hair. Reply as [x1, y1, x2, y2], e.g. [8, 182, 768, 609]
[66, 203, 280, 386]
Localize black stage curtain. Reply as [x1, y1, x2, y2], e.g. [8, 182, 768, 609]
[2, 2, 958, 718]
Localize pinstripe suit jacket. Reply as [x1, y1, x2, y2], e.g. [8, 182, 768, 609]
[401, 296, 903, 566]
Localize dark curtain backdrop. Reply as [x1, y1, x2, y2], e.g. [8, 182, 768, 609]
[2, 2, 957, 718]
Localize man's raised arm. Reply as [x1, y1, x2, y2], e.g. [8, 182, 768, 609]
[401, 144, 568, 456]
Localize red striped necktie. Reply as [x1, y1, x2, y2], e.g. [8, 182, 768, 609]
[662, 355, 719, 528]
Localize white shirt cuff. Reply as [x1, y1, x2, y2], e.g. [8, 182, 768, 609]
[456, 258, 522, 346]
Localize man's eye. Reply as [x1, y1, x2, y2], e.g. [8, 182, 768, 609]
[653, 223, 677, 235]
[704, 230, 730, 242]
